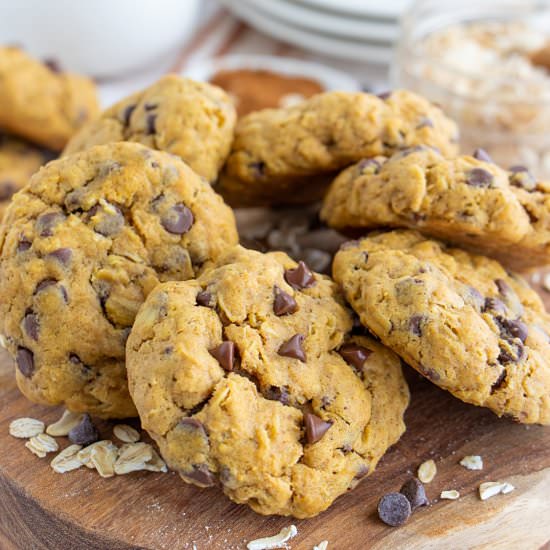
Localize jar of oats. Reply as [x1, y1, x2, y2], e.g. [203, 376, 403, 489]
[394, 0, 550, 178]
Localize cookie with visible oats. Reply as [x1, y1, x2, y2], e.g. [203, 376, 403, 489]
[217, 89, 458, 206]
[0, 142, 238, 418]
[321, 147, 550, 269]
[333, 230, 550, 425]
[126, 246, 409, 518]
[0, 46, 99, 150]
[64, 75, 237, 182]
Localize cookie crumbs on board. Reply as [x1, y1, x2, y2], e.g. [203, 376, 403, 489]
[417, 459, 437, 483]
[479, 481, 515, 500]
[460, 455, 484, 470]
[312, 541, 328, 550]
[440, 490, 460, 500]
[246, 525, 298, 550]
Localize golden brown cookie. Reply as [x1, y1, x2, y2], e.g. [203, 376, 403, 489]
[64, 75, 237, 182]
[127, 246, 409, 517]
[0, 46, 99, 150]
[321, 147, 550, 269]
[333, 230, 550, 425]
[0, 133, 56, 220]
[218, 90, 458, 206]
[0, 142, 238, 418]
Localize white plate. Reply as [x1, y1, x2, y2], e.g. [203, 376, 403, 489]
[183, 54, 361, 91]
[256, 0, 398, 42]
[293, 0, 410, 20]
[220, 0, 394, 63]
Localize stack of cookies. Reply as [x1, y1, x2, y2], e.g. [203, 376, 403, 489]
[0, 65, 547, 520]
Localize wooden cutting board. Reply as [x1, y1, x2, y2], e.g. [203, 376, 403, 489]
[1, 275, 550, 550]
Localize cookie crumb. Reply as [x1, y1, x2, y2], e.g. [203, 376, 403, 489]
[417, 459, 437, 483]
[246, 525, 298, 550]
[440, 490, 460, 500]
[460, 455, 483, 470]
[479, 481, 515, 500]
[9, 417, 45, 438]
[312, 541, 328, 550]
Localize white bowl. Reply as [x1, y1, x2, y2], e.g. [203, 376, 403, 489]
[0, 0, 199, 79]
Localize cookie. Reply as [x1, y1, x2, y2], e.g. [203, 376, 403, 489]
[0, 133, 56, 220]
[0, 46, 99, 150]
[333, 230, 550, 425]
[64, 75, 237, 182]
[0, 142, 238, 418]
[217, 90, 458, 207]
[126, 246, 409, 518]
[321, 147, 550, 269]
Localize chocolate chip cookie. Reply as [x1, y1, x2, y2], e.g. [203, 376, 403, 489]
[64, 75, 237, 182]
[127, 246, 409, 517]
[0, 133, 56, 220]
[0, 142, 238, 418]
[217, 90, 458, 207]
[0, 46, 99, 150]
[333, 230, 550, 425]
[321, 147, 550, 269]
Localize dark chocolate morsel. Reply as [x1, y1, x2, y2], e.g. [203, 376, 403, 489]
[122, 104, 136, 125]
[36, 212, 64, 237]
[409, 314, 426, 337]
[491, 369, 507, 393]
[304, 413, 332, 444]
[416, 117, 434, 129]
[278, 334, 306, 362]
[377, 492, 411, 527]
[161, 203, 194, 235]
[178, 417, 207, 437]
[43, 58, 62, 73]
[466, 168, 493, 187]
[17, 238, 32, 252]
[34, 278, 58, 294]
[23, 312, 39, 341]
[482, 297, 507, 316]
[0, 181, 17, 201]
[209, 341, 235, 371]
[68, 414, 99, 446]
[338, 343, 372, 370]
[357, 158, 381, 174]
[16, 347, 34, 378]
[472, 148, 493, 163]
[146, 113, 157, 135]
[377, 91, 392, 100]
[273, 286, 298, 316]
[400, 477, 429, 510]
[284, 261, 315, 290]
[264, 385, 290, 405]
[181, 464, 216, 487]
[196, 291, 213, 308]
[47, 247, 72, 264]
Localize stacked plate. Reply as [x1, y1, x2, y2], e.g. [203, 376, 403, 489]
[218, 0, 411, 64]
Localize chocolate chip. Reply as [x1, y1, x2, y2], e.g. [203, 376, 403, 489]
[196, 291, 213, 307]
[0, 181, 17, 201]
[178, 417, 207, 437]
[482, 297, 507, 316]
[472, 148, 493, 163]
[466, 168, 493, 187]
[47, 247, 72, 264]
[491, 369, 507, 393]
[509, 165, 529, 173]
[144, 103, 157, 111]
[495, 278, 511, 296]
[68, 414, 99, 446]
[409, 314, 426, 336]
[209, 341, 235, 371]
[69, 353, 82, 365]
[278, 334, 306, 362]
[509, 166, 537, 191]
[377, 91, 392, 100]
[16, 347, 34, 378]
[146, 113, 157, 135]
[396, 145, 429, 158]
[273, 286, 298, 316]
[36, 212, 64, 237]
[357, 158, 381, 174]
[338, 343, 372, 370]
[90, 203, 124, 237]
[43, 58, 62, 73]
[34, 278, 58, 294]
[182, 464, 216, 487]
[466, 286, 484, 310]
[498, 317, 528, 343]
[304, 413, 332, 444]
[122, 103, 136, 125]
[23, 312, 39, 340]
[416, 117, 434, 129]
[377, 492, 411, 527]
[284, 261, 315, 290]
[161, 203, 194, 235]
[264, 385, 290, 405]
[17, 238, 31, 252]
[498, 343, 523, 364]
[249, 161, 266, 178]
[400, 477, 429, 511]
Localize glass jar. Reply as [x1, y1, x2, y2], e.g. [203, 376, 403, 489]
[393, 0, 550, 178]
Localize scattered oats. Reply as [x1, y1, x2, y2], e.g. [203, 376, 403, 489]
[143, 448, 168, 473]
[543, 273, 550, 293]
[479, 481, 515, 500]
[460, 455, 483, 470]
[113, 424, 140, 443]
[247, 525, 298, 550]
[25, 433, 59, 458]
[9, 417, 45, 438]
[50, 444, 83, 473]
[114, 442, 153, 475]
[78, 440, 116, 469]
[313, 541, 329, 550]
[417, 459, 437, 483]
[46, 410, 84, 437]
[440, 490, 460, 500]
[91, 441, 118, 478]
[0, 334, 7, 348]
